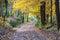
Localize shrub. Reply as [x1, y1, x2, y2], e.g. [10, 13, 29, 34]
[4, 22, 12, 29]
[9, 19, 17, 27]
[0, 20, 4, 25]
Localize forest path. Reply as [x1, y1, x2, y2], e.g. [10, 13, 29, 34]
[13, 21, 36, 32]
[1, 21, 57, 40]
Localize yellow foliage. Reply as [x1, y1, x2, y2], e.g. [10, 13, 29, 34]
[0, 17, 4, 21]
[13, 0, 40, 14]
[0, 20, 3, 25]
[8, 0, 56, 18]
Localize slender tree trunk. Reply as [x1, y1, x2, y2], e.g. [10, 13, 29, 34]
[22, 13, 24, 23]
[17, 10, 20, 17]
[55, 0, 60, 30]
[40, 2, 46, 25]
[46, 14, 49, 23]
[51, 0, 52, 24]
[4, 0, 8, 21]
[27, 13, 28, 22]
[27, 16, 28, 22]
[10, 3, 13, 16]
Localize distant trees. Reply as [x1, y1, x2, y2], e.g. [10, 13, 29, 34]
[0, 0, 8, 21]
[4, 0, 8, 21]
[0, 0, 5, 17]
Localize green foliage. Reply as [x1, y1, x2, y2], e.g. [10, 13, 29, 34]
[46, 16, 51, 24]
[17, 18, 22, 24]
[35, 18, 42, 29]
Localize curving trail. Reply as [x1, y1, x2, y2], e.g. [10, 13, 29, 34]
[1, 22, 57, 40]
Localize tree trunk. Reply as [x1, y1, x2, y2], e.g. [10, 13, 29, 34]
[22, 13, 24, 23]
[27, 13, 29, 22]
[40, 2, 46, 25]
[4, 0, 8, 21]
[50, 0, 52, 24]
[55, 0, 60, 30]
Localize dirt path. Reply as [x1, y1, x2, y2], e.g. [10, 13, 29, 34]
[13, 22, 36, 32]
[1, 22, 58, 40]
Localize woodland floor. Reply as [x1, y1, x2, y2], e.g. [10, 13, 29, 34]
[0, 22, 60, 40]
